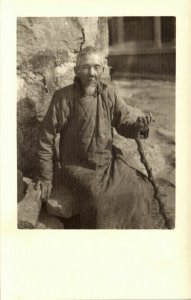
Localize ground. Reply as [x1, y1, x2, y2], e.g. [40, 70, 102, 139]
[112, 79, 175, 228]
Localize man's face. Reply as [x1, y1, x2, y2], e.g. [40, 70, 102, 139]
[75, 53, 104, 89]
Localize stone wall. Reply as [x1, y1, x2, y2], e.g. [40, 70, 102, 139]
[17, 17, 109, 177]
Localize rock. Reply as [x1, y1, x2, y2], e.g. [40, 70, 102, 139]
[151, 197, 166, 229]
[17, 72, 51, 126]
[17, 17, 82, 68]
[36, 206, 64, 229]
[113, 132, 165, 177]
[54, 62, 76, 89]
[18, 178, 42, 229]
[22, 120, 42, 177]
[17, 126, 24, 170]
[165, 168, 175, 186]
[78, 17, 98, 48]
[17, 76, 28, 100]
[151, 179, 175, 229]
[157, 178, 175, 211]
[46, 185, 80, 219]
[17, 169, 26, 202]
[36, 216, 64, 229]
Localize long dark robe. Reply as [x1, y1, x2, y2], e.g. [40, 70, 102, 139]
[38, 78, 153, 228]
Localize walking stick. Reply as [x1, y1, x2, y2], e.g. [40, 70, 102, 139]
[135, 136, 174, 229]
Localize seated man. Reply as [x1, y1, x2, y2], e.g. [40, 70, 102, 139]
[37, 46, 154, 229]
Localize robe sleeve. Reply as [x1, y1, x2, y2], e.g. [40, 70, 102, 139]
[112, 91, 149, 139]
[37, 91, 62, 181]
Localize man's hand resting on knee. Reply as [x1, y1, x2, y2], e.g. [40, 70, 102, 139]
[35, 180, 52, 202]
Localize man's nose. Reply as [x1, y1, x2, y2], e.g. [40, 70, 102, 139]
[88, 67, 95, 76]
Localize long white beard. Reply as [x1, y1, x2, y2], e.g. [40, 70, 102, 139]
[84, 85, 96, 96]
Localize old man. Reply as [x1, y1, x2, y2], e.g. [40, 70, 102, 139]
[37, 46, 154, 229]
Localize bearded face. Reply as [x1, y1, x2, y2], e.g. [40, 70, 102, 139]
[74, 53, 104, 96]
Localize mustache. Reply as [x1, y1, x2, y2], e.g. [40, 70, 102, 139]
[87, 77, 97, 82]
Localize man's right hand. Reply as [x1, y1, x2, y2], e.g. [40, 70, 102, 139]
[35, 180, 52, 202]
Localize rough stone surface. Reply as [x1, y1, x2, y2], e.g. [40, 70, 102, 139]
[113, 132, 165, 177]
[46, 185, 80, 219]
[36, 206, 64, 229]
[17, 17, 109, 177]
[17, 169, 26, 202]
[151, 180, 175, 229]
[18, 178, 42, 229]
[36, 216, 64, 229]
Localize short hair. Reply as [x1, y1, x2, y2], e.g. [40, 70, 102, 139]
[76, 46, 104, 68]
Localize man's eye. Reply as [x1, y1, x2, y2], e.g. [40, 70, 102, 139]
[94, 66, 101, 70]
[81, 65, 101, 71]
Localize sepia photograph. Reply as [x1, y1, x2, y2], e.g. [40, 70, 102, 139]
[17, 17, 176, 229]
[2, 0, 191, 298]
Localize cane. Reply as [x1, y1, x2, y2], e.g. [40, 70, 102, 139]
[135, 130, 174, 229]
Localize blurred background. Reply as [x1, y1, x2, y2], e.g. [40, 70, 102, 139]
[108, 17, 175, 80]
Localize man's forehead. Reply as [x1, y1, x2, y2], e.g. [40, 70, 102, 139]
[79, 53, 103, 65]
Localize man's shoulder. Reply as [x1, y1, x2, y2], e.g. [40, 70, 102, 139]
[53, 83, 74, 99]
[101, 81, 118, 101]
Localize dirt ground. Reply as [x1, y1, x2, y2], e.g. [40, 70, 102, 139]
[112, 79, 176, 229]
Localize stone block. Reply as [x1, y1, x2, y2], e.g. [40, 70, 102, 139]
[46, 186, 80, 219]
[157, 179, 175, 222]
[18, 178, 42, 229]
[54, 63, 76, 89]
[17, 169, 26, 202]
[113, 132, 165, 178]
[36, 207, 64, 229]
[36, 216, 64, 229]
